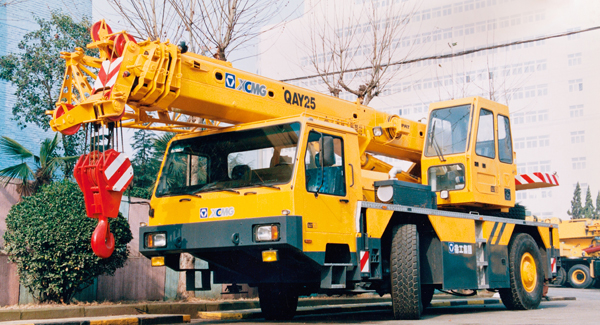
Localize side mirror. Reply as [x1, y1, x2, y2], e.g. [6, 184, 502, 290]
[322, 136, 336, 167]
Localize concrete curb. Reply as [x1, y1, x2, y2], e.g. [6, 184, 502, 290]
[0, 295, 575, 323]
[0, 314, 191, 325]
[196, 296, 577, 320]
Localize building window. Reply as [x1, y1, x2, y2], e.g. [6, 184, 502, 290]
[526, 137, 537, 148]
[540, 161, 551, 172]
[454, 26, 464, 37]
[538, 135, 549, 147]
[499, 16, 509, 28]
[464, 0, 474, 11]
[568, 53, 582, 66]
[487, 19, 497, 30]
[572, 157, 586, 170]
[567, 27, 581, 40]
[511, 14, 521, 26]
[514, 138, 525, 150]
[432, 7, 441, 18]
[537, 84, 548, 96]
[512, 88, 523, 100]
[570, 131, 585, 144]
[524, 86, 535, 98]
[465, 24, 475, 35]
[454, 2, 463, 13]
[476, 0, 486, 9]
[535, 10, 546, 21]
[512, 63, 523, 75]
[527, 162, 539, 173]
[569, 104, 583, 117]
[517, 163, 527, 174]
[537, 110, 549, 122]
[523, 12, 535, 23]
[517, 192, 527, 200]
[525, 111, 536, 123]
[512, 112, 524, 124]
[536, 59, 547, 71]
[422, 9, 431, 20]
[443, 5, 452, 16]
[569, 79, 583, 92]
[524, 61, 535, 73]
[443, 28, 452, 39]
[476, 21, 486, 33]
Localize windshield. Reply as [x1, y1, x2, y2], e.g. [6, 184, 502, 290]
[155, 122, 301, 197]
[425, 104, 472, 157]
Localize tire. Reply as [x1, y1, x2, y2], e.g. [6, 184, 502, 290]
[258, 283, 298, 320]
[390, 224, 422, 320]
[568, 264, 593, 289]
[499, 233, 544, 310]
[421, 285, 435, 309]
[554, 267, 567, 287]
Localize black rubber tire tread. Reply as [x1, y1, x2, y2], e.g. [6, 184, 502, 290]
[568, 264, 593, 289]
[555, 267, 567, 286]
[390, 224, 422, 320]
[499, 233, 544, 310]
[258, 283, 298, 320]
[421, 285, 435, 309]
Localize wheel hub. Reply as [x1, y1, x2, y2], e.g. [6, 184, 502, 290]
[520, 252, 537, 292]
[572, 270, 585, 284]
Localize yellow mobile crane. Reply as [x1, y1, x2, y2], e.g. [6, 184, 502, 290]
[535, 218, 600, 288]
[49, 21, 558, 320]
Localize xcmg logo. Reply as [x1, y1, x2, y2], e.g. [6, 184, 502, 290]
[225, 73, 267, 97]
[200, 207, 235, 218]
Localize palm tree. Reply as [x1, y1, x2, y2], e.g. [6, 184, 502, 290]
[0, 134, 78, 196]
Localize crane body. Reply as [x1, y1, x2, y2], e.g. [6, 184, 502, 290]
[48, 21, 559, 320]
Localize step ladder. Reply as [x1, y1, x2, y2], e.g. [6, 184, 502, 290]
[475, 220, 489, 289]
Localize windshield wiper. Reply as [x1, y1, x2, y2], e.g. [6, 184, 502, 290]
[221, 188, 241, 194]
[428, 122, 447, 162]
[250, 183, 281, 190]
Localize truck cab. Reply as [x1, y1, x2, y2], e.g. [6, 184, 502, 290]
[421, 97, 516, 211]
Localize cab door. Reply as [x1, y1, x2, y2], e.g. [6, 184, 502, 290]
[301, 129, 356, 238]
[473, 107, 499, 198]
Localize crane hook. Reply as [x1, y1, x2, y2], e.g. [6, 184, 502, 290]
[91, 215, 115, 258]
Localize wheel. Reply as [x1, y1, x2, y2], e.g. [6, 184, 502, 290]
[499, 233, 544, 310]
[258, 283, 298, 320]
[421, 285, 435, 309]
[390, 224, 422, 320]
[554, 267, 567, 286]
[568, 264, 593, 289]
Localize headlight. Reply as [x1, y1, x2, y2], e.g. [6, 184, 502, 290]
[254, 224, 280, 242]
[145, 232, 167, 248]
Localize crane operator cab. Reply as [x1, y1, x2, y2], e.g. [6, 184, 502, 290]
[421, 96, 516, 212]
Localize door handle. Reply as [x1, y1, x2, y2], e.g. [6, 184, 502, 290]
[349, 163, 355, 187]
[340, 199, 349, 203]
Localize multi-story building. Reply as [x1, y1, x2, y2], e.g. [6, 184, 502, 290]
[0, 0, 92, 170]
[258, 0, 600, 219]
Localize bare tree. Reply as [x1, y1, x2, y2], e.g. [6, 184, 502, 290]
[107, 0, 185, 41]
[305, 0, 417, 105]
[168, 0, 295, 61]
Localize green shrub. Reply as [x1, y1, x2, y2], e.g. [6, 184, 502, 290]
[3, 181, 133, 303]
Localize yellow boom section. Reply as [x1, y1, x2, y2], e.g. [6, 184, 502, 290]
[49, 22, 425, 163]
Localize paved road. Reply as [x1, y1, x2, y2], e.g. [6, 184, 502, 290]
[191, 287, 599, 324]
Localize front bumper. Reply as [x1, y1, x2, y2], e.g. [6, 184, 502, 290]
[139, 216, 320, 283]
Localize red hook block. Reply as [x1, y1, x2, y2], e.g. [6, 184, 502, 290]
[74, 149, 134, 258]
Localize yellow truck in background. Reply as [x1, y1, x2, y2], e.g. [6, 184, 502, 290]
[48, 20, 559, 320]
[537, 218, 600, 288]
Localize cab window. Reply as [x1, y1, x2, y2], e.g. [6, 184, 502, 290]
[475, 109, 495, 159]
[304, 131, 346, 196]
[497, 114, 513, 164]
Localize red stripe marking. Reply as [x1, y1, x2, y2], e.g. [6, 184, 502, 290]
[360, 251, 369, 271]
[521, 174, 535, 184]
